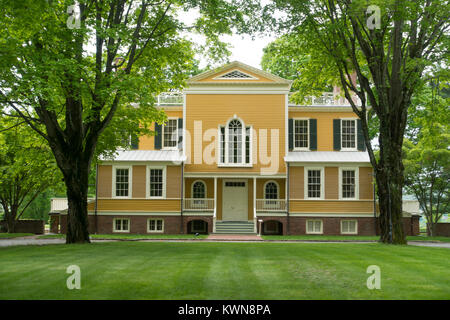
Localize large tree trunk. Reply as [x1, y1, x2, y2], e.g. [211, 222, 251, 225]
[375, 133, 407, 244]
[62, 160, 91, 244]
[5, 209, 16, 233]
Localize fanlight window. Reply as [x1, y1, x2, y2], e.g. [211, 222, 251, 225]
[192, 181, 206, 206]
[264, 182, 279, 208]
[219, 118, 251, 165]
[217, 70, 254, 79]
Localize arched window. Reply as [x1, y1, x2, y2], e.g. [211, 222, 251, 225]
[228, 119, 242, 163]
[219, 117, 251, 165]
[192, 180, 206, 208]
[192, 181, 206, 199]
[264, 181, 279, 209]
[264, 181, 278, 199]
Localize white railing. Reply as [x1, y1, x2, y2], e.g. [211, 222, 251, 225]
[156, 92, 183, 106]
[255, 199, 287, 212]
[184, 198, 214, 211]
[289, 92, 361, 106]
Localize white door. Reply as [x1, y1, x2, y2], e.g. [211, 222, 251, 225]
[222, 180, 248, 221]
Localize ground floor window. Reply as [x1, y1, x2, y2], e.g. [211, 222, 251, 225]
[306, 220, 323, 234]
[148, 219, 164, 233]
[113, 218, 130, 232]
[341, 220, 358, 234]
[190, 220, 207, 233]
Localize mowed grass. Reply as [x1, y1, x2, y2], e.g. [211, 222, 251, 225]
[0, 242, 449, 300]
[0, 233, 33, 239]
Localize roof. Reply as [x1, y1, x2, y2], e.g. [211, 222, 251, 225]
[285, 151, 371, 163]
[100, 150, 186, 163]
[187, 61, 292, 85]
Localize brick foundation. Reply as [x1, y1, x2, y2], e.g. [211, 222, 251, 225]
[257, 216, 420, 236]
[59, 215, 213, 235]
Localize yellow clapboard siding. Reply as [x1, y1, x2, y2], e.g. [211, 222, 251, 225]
[289, 200, 373, 213]
[98, 165, 112, 198]
[359, 167, 374, 199]
[288, 111, 358, 151]
[185, 94, 286, 174]
[90, 199, 181, 212]
[139, 110, 182, 150]
[325, 167, 338, 199]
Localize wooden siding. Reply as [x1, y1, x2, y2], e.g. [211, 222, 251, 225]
[89, 199, 180, 212]
[248, 179, 253, 220]
[139, 110, 182, 150]
[290, 200, 373, 213]
[288, 111, 358, 151]
[289, 166, 304, 199]
[185, 94, 286, 174]
[216, 178, 223, 220]
[185, 178, 214, 198]
[256, 178, 286, 199]
[98, 165, 112, 198]
[359, 167, 374, 199]
[166, 166, 182, 198]
[132, 165, 146, 198]
[325, 167, 339, 199]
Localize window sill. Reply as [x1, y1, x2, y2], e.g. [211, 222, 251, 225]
[113, 230, 130, 233]
[147, 230, 164, 233]
[340, 148, 358, 152]
[218, 163, 253, 168]
[293, 148, 310, 151]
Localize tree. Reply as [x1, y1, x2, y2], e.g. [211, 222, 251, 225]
[268, 0, 449, 243]
[0, 0, 262, 243]
[403, 82, 449, 236]
[0, 117, 61, 233]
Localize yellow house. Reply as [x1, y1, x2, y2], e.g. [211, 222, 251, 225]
[58, 61, 419, 236]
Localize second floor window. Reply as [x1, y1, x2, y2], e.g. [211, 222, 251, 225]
[163, 119, 178, 148]
[219, 118, 251, 165]
[341, 119, 356, 150]
[294, 119, 309, 149]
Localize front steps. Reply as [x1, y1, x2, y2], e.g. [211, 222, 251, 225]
[214, 221, 256, 234]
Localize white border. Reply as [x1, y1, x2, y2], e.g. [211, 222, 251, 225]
[304, 167, 325, 200]
[112, 165, 132, 199]
[340, 220, 358, 234]
[113, 218, 130, 233]
[340, 118, 358, 151]
[147, 218, 164, 233]
[306, 219, 323, 234]
[292, 118, 310, 151]
[146, 165, 167, 199]
[338, 167, 359, 200]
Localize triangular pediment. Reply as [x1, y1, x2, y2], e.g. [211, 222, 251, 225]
[187, 61, 292, 85]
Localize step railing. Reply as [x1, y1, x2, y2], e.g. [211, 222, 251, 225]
[255, 199, 286, 211]
[184, 198, 214, 211]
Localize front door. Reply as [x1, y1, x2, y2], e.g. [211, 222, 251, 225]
[222, 180, 248, 221]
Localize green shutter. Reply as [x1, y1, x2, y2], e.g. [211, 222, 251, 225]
[309, 119, 317, 150]
[154, 122, 162, 150]
[288, 118, 293, 151]
[130, 133, 139, 150]
[178, 118, 183, 150]
[357, 119, 366, 151]
[333, 119, 341, 151]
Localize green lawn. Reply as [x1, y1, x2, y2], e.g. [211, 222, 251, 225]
[0, 242, 448, 299]
[0, 233, 33, 239]
[38, 234, 208, 240]
[262, 235, 450, 243]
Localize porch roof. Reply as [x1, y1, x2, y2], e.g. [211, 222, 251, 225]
[100, 150, 186, 163]
[285, 151, 370, 163]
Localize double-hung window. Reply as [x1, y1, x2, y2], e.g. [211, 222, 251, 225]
[340, 168, 358, 199]
[306, 220, 323, 234]
[162, 119, 178, 149]
[294, 119, 309, 150]
[148, 219, 164, 232]
[341, 119, 357, 150]
[219, 118, 251, 166]
[114, 167, 131, 198]
[341, 220, 358, 234]
[305, 168, 324, 199]
[148, 167, 165, 198]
